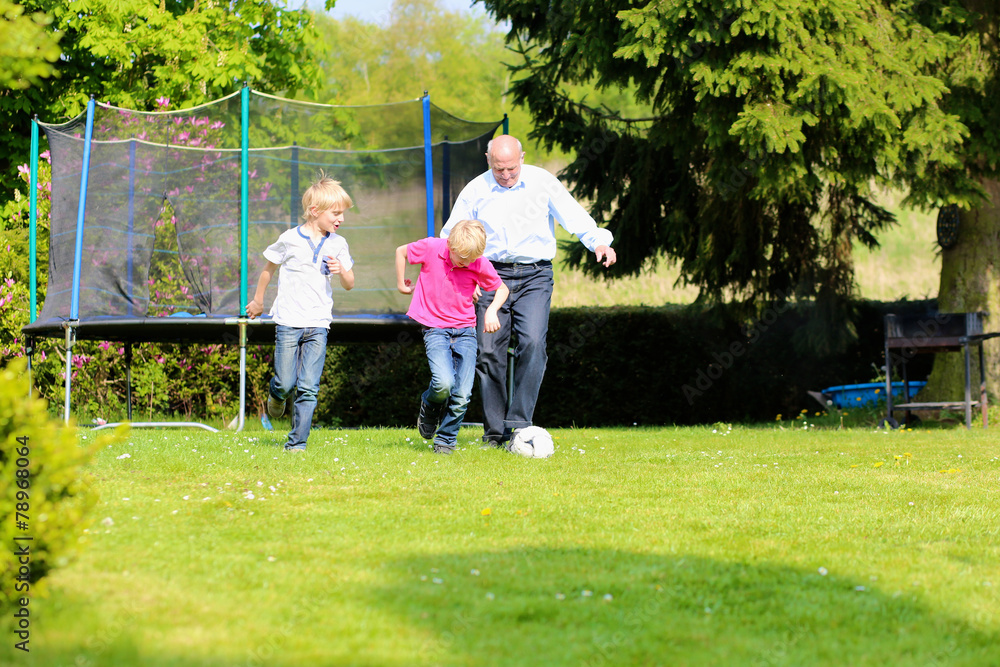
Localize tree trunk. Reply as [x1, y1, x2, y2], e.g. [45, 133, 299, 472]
[921, 177, 1000, 415]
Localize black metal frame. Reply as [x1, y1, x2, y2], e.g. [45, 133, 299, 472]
[883, 311, 1000, 429]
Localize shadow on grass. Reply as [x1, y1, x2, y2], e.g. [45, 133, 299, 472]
[6, 548, 995, 666]
[362, 549, 995, 666]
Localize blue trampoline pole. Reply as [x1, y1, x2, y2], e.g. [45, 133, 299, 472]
[502, 113, 509, 135]
[70, 97, 95, 322]
[65, 96, 96, 424]
[422, 92, 434, 237]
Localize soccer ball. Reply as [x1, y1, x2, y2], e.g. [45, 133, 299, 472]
[508, 426, 554, 458]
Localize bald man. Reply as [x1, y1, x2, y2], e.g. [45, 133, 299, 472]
[440, 135, 616, 450]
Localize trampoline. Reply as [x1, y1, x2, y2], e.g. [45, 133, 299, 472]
[22, 87, 504, 430]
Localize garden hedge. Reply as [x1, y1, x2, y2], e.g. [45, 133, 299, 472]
[315, 299, 936, 427]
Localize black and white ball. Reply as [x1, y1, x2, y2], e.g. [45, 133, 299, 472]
[509, 426, 554, 458]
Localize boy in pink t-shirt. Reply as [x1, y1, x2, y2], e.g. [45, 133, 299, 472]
[395, 219, 509, 454]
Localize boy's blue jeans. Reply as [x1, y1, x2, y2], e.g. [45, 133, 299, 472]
[422, 327, 478, 450]
[271, 325, 328, 450]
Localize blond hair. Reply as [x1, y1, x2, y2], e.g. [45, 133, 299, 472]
[302, 170, 353, 220]
[447, 219, 487, 260]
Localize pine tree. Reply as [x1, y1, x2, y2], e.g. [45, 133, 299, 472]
[480, 1, 966, 303]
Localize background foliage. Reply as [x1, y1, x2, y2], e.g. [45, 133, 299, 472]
[0, 0, 60, 90]
[479, 0, 978, 309]
[0, 0, 320, 199]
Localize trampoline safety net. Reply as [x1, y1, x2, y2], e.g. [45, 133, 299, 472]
[31, 90, 502, 330]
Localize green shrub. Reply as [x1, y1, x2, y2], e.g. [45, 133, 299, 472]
[313, 299, 938, 428]
[0, 359, 126, 612]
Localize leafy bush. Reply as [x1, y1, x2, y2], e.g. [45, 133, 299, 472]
[314, 299, 938, 428]
[320, 331, 429, 428]
[0, 359, 126, 612]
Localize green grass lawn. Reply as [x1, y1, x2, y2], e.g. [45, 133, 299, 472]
[4, 423, 998, 666]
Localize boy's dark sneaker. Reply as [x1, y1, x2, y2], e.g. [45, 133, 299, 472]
[433, 444, 454, 455]
[267, 395, 286, 419]
[417, 400, 444, 439]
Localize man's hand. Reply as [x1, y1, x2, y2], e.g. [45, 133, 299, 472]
[595, 245, 617, 268]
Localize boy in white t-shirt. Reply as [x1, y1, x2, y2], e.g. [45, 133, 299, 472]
[247, 173, 355, 452]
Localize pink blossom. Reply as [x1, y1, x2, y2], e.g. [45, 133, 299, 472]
[211, 121, 225, 129]
[39, 351, 46, 362]
[99, 341, 112, 351]
[156, 97, 170, 108]
[18, 164, 29, 175]
[40, 150, 50, 161]
[156, 355, 166, 364]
